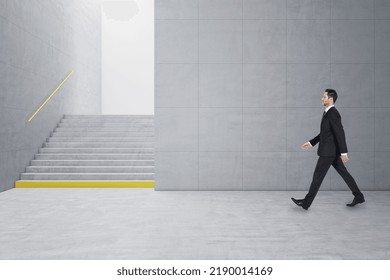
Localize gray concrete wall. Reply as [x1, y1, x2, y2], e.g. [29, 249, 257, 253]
[0, 0, 101, 192]
[155, 0, 390, 191]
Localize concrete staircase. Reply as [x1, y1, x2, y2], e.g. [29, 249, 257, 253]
[15, 115, 154, 188]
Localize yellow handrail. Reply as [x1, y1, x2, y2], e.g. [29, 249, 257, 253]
[27, 70, 75, 122]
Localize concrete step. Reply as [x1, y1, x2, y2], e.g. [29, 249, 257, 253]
[54, 127, 154, 133]
[39, 148, 154, 154]
[64, 115, 154, 119]
[26, 166, 154, 173]
[58, 123, 154, 128]
[21, 173, 154, 180]
[47, 136, 154, 142]
[34, 154, 154, 160]
[52, 131, 154, 137]
[43, 142, 154, 148]
[30, 160, 154, 166]
[15, 180, 154, 188]
[60, 119, 154, 124]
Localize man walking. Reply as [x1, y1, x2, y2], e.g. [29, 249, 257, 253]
[291, 89, 365, 210]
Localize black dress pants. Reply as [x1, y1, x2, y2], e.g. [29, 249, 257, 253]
[304, 156, 363, 207]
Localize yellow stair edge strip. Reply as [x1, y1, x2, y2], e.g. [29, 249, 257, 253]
[15, 181, 154, 188]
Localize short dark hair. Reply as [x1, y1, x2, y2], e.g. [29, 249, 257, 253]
[325, 88, 338, 103]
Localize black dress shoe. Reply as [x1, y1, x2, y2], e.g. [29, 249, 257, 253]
[346, 196, 365, 207]
[291, 197, 309, 210]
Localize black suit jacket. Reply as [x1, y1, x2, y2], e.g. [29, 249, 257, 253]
[309, 107, 348, 157]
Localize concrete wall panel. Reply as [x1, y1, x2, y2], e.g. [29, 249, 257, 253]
[331, 64, 375, 108]
[287, 20, 331, 63]
[155, 108, 198, 152]
[243, 20, 286, 63]
[331, 20, 374, 63]
[340, 108, 375, 152]
[199, 152, 242, 190]
[199, 0, 242, 19]
[156, 0, 390, 191]
[155, 64, 198, 108]
[243, 0, 286, 19]
[155, 152, 199, 190]
[199, 64, 242, 107]
[375, 64, 390, 107]
[331, 0, 374, 19]
[287, 64, 331, 107]
[244, 64, 286, 108]
[199, 108, 242, 152]
[375, 152, 390, 190]
[155, 0, 198, 19]
[243, 152, 287, 190]
[375, 0, 390, 19]
[375, 20, 390, 63]
[287, 0, 331, 19]
[243, 108, 286, 152]
[375, 108, 390, 151]
[155, 20, 198, 63]
[199, 20, 242, 63]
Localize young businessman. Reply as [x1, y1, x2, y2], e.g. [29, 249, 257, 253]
[291, 89, 365, 210]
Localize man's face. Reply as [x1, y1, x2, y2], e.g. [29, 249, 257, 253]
[322, 92, 333, 107]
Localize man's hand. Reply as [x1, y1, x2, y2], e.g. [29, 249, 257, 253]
[301, 142, 311, 151]
[341, 154, 349, 163]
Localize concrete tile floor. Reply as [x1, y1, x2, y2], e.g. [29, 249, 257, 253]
[0, 189, 389, 260]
